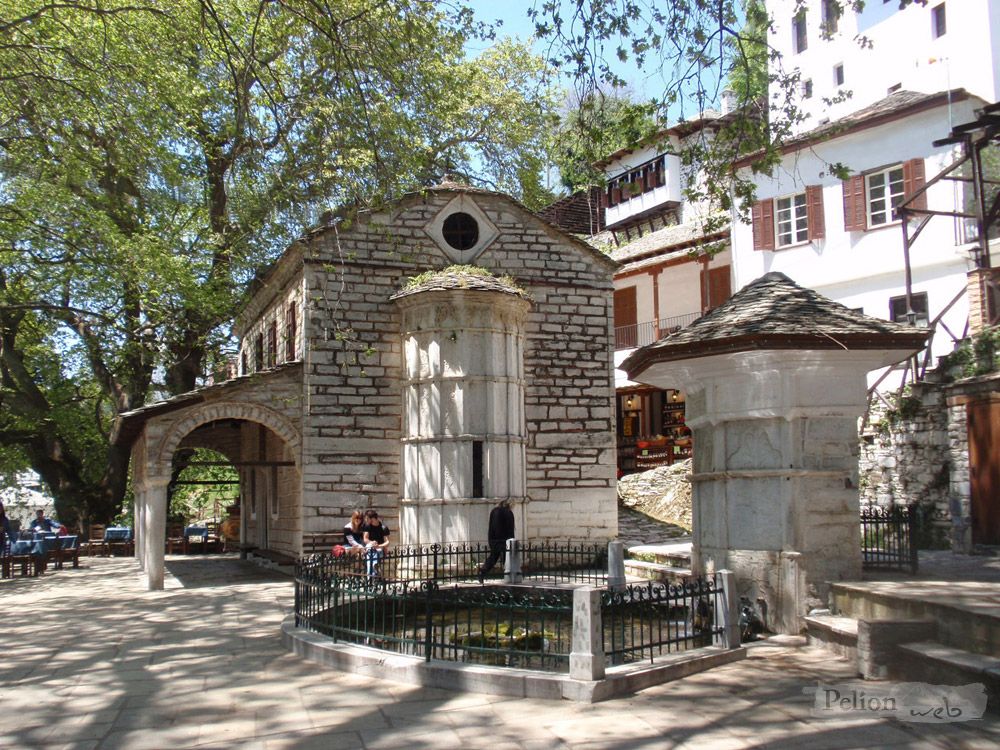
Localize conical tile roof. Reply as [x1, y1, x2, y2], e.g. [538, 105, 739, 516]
[622, 272, 930, 377]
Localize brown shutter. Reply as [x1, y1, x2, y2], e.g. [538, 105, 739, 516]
[613, 287, 637, 328]
[806, 185, 825, 240]
[903, 158, 927, 211]
[751, 199, 775, 251]
[700, 266, 732, 311]
[842, 175, 867, 231]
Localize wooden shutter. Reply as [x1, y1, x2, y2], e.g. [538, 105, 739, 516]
[751, 199, 775, 251]
[806, 185, 825, 240]
[903, 158, 927, 211]
[700, 265, 732, 311]
[613, 286, 637, 328]
[614, 286, 638, 349]
[842, 175, 867, 231]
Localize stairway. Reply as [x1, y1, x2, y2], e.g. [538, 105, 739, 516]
[624, 541, 692, 583]
[805, 580, 1000, 713]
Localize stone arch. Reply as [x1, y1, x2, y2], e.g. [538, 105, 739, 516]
[155, 400, 301, 475]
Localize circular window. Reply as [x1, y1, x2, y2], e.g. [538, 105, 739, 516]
[441, 212, 479, 251]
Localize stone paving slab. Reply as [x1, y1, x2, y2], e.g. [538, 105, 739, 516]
[2, 556, 999, 749]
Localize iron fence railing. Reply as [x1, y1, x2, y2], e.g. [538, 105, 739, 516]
[602, 579, 724, 665]
[294, 566, 574, 671]
[861, 503, 918, 573]
[614, 312, 701, 350]
[518, 541, 608, 585]
[293, 544, 736, 674]
[294, 541, 608, 586]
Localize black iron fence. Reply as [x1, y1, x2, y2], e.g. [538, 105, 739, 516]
[294, 555, 575, 671]
[861, 503, 919, 573]
[294, 543, 736, 674]
[602, 579, 725, 665]
[295, 541, 608, 586]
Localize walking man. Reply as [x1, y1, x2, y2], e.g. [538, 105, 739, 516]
[479, 499, 515, 584]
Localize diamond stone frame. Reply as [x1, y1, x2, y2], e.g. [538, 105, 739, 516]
[425, 195, 500, 264]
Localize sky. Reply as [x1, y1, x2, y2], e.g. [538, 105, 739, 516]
[463, 0, 667, 105]
[462, 0, 725, 123]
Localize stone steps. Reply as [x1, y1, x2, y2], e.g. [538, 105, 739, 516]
[831, 582, 1000, 658]
[623, 558, 692, 583]
[804, 612, 859, 664]
[624, 541, 693, 583]
[896, 641, 1000, 712]
[627, 542, 692, 566]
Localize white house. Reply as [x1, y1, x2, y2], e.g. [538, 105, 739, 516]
[769, 0, 1000, 135]
[731, 1, 1000, 381]
[732, 89, 986, 376]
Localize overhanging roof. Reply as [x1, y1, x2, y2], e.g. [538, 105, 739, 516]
[622, 272, 930, 379]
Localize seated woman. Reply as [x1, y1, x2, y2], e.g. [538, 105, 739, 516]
[342, 511, 366, 556]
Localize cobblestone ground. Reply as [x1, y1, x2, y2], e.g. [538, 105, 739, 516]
[2, 556, 998, 749]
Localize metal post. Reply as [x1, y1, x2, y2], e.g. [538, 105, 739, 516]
[714, 569, 741, 649]
[504, 538, 522, 584]
[569, 587, 606, 681]
[607, 540, 626, 591]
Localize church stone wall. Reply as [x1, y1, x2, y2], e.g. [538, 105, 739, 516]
[296, 189, 619, 543]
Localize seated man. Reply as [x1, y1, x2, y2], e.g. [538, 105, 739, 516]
[28, 509, 57, 534]
[362, 509, 390, 578]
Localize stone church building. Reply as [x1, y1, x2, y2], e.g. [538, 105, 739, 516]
[116, 184, 620, 589]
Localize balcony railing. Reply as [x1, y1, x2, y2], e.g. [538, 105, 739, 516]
[615, 311, 701, 351]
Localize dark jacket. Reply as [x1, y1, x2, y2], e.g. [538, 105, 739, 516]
[487, 505, 515, 542]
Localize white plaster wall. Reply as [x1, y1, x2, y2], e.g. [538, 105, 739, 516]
[732, 99, 980, 376]
[768, 0, 999, 134]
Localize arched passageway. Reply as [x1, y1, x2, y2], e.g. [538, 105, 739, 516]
[125, 396, 302, 590]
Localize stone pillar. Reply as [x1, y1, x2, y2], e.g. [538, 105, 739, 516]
[967, 268, 999, 335]
[569, 587, 605, 681]
[504, 538, 522, 584]
[607, 540, 626, 591]
[135, 500, 146, 571]
[633, 350, 907, 634]
[142, 477, 170, 590]
[713, 569, 741, 649]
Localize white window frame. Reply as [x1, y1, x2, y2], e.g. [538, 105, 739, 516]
[775, 192, 809, 247]
[866, 165, 905, 227]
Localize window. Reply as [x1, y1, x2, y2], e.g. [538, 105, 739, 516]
[240, 352, 247, 376]
[254, 332, 264, 372]
[843, 159, 925, 232]
[472, 440, 484, 498]
[442, 212, 479, 251]
[266, 321, 277, 368]
[776, 193, 809, 246]
[752, 185, 824, 251]
[801, 79, 813, 99]
[866, 166, 905, 226]
[285, 302, 297, 362]
[932, 3, 946, 38]
[834, 63, 844, 86]
[793, 11, 808, 53]
[822, 0, 840, 34]
[890, 293, 929, 328]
